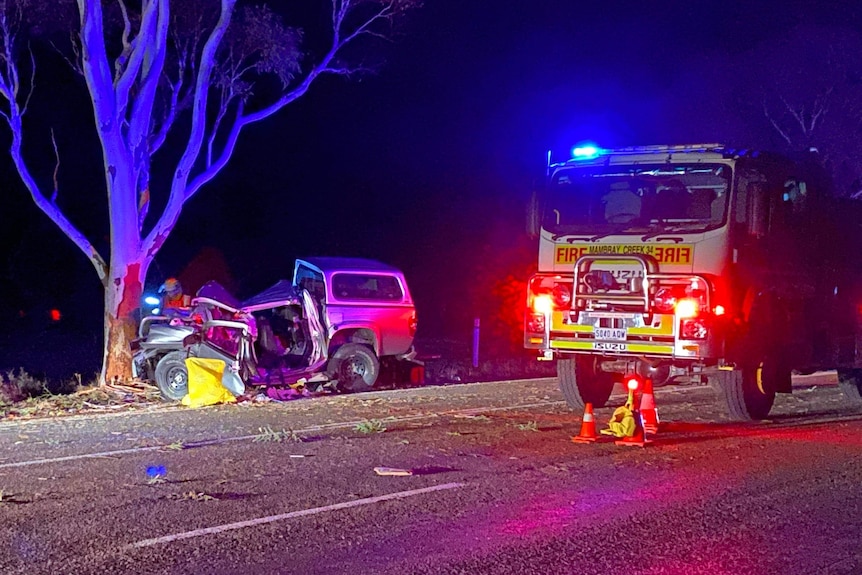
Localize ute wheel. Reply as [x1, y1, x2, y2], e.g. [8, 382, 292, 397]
[327, 344, 380, 393]
[154, 351, 189, 402]
[558, 356, 615, 409]
[837, 369, 862, 407]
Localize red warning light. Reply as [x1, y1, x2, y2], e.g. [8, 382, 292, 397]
[49, 309, 62, 322]
[625, 376, 641, 391]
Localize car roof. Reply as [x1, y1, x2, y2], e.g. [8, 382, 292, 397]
[240, 280, 303, 310]
[298, 257, 401, 274]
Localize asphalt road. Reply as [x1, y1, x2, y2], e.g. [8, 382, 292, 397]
[1, 374, 861, 575]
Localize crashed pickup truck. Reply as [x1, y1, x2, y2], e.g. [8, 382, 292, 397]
[132, 257, 418, 400]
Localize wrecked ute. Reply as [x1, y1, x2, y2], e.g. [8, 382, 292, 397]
[132, 280, 328, 401]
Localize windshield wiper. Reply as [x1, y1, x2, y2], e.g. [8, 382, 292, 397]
[641, 224, 700, 241]
[588, 229, 626, 242]
[587, 225, 650, 242]
[552, 225, 649, 243]
[551, 234, 594, 242]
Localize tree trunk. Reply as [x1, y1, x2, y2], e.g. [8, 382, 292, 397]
[102, 262, 146, 384]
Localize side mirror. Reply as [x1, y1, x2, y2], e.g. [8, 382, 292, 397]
[747, 183, 769, 239]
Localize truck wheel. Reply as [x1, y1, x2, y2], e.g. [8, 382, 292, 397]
[328, 344, 380, 393]
[558, 356, 615, 409]
[713, 365, 776, 421]
[155, 351, 189, 402]
[837, 369, 862, 406]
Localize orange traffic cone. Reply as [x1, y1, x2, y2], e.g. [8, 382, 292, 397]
[572, 402, 598, 443]
[639, 378, 659, 434]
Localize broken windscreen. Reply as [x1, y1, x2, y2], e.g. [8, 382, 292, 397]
[543, 163, 731, 236]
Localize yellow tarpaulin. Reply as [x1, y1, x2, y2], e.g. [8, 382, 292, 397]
[600, 390, 637, 438]
[181, 357, 236, 408]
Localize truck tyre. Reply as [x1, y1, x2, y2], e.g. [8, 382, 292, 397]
[558, 356, 615, 409]
[837, 369, 862, 406]
[154, 351, 189, 402]
[716, 299, 787, 420]
[328, 344, 380, 393]
[713, 366, 776, 421]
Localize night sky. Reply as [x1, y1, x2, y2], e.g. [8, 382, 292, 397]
[2, 0, 862, 375]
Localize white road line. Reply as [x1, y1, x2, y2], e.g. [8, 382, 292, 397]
[125, 482, 466, 549]
[0, 400, 565, 469]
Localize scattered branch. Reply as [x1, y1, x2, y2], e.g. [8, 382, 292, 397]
[50, 128, 59, 203]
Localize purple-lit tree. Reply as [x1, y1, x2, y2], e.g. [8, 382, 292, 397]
[0, 0, 419, 383]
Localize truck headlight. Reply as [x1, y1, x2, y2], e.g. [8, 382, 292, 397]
[552, 284, 572, 308]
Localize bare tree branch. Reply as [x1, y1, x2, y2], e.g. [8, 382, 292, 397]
[50, 128, 59, 203]
[115, 0, 159, 118]
[763, 99, 794, 146]
[77, 0, 120, 144]
[143, 0, 237, 257]
[186, 100, 246, 200]
[809, 87, 833, 134]
[114, 0, 133, 77]
[128, 0, 169, 151]
[149, 25, 195, 154]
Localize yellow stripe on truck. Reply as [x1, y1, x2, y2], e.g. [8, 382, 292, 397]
[551, 312, 675, 336]
[550, 340, 675, 355]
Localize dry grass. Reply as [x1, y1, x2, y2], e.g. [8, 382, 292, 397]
[0, 370, 162, 421]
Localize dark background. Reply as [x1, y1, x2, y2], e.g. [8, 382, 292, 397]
[2, 1, 862, 380]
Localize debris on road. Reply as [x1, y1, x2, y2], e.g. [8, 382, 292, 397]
[0, 382, 163, 421]
[374, 467, 413, 476]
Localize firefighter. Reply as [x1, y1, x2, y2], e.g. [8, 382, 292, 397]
[159, 277, 191, 310]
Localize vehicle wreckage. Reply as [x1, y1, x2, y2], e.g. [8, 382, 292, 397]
[132, 257, 418, 401]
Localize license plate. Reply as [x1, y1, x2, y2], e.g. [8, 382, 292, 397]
[595, 327, 626, 341]
[594, 342, 628, 352]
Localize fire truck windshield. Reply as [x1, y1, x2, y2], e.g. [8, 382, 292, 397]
[543, 163, 730, 235]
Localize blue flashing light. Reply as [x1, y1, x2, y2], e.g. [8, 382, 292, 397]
[571, 143, 604, 160]
[144, 296, 160, 306]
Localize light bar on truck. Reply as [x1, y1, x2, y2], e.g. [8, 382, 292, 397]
[572, 144, 604, 160]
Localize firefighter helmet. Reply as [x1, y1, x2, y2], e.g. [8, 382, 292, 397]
[159, 277, 182, 296]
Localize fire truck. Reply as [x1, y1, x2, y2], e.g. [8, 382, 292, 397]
[524, 143, 862, 420]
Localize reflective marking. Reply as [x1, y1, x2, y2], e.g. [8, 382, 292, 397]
[125, 482, 465, 549]
[551, 340, 675, 354]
